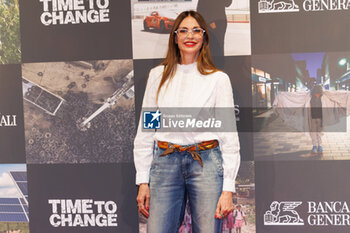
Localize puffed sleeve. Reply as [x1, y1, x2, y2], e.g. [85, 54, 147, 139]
[133, 66, 162, 185]
[215, 72, 241, 192]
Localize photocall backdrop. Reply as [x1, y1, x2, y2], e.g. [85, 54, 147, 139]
[0, 0, 350, 232]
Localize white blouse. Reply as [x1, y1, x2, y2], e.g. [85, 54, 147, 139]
[133, 62, 241, 192]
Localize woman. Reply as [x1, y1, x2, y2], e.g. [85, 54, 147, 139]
[309, 85, 323, 153]
[197, 0, 232, 59]
[134, 10, 240, 233]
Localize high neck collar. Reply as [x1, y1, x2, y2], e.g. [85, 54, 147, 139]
[177, 62, 197, 72]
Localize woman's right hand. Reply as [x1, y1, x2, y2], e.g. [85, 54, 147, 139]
[210, 22, 216, 29]
[136, 183, 150, 218]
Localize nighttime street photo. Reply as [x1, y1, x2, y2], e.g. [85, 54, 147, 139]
[252, 52, 350, 160]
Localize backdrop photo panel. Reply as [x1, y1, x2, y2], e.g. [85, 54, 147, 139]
[131, 0, 251, 59]
[22, 59, 135, 164]
[256, 160, 350, 233]
[19, 0, 133, 62]
[0, 164, 28, 233]
[0, 0, 21, 64]
[252, 52, 350, 161]
[251, 0, 350, 54]
[223, 56, 253, 161]
[27, 163, 138, 233]
[0, 64, 26, 163]
[1, 0, 349, 232]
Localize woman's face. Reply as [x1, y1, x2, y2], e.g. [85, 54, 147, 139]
[176, 16, 204, 62]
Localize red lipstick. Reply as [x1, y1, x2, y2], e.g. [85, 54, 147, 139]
[184, 41, 197, 47]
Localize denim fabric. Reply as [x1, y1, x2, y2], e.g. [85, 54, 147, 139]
[147, 142, 223, 233]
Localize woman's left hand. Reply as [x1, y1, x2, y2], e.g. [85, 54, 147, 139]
[215, 191, 234, 219]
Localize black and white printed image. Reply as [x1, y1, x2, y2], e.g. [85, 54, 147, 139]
[0, 164, 29, 233]
[131, 0, 250, 59]
[252, 52, 350, 161]
[22, 60, 135, 163]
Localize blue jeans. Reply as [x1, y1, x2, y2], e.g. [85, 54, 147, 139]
[147, 142, 223, 233]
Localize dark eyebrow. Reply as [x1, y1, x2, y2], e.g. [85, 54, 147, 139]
[178, 26, 200, 29]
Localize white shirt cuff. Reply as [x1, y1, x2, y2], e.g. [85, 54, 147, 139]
[135, 171, 150, 185]
[223, 178, 236, 193]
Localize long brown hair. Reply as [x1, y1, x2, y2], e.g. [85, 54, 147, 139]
[156, 10, 218, 101]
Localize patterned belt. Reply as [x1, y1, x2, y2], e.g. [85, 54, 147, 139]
[157, 140, 219, 167]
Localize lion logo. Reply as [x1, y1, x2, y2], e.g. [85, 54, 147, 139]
[259, 0, 300, 13]
[264, 201, 304, 225]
